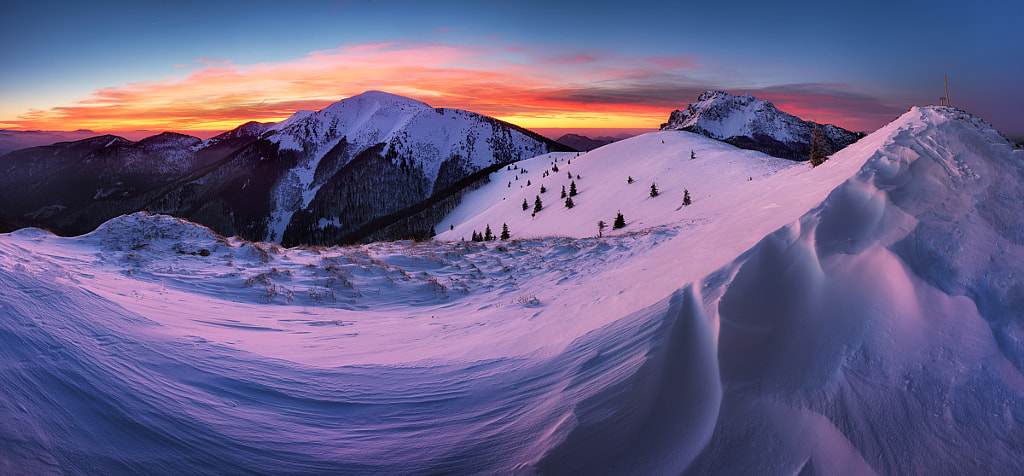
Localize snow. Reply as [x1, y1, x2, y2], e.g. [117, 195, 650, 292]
[263, 91, 556, 242]
[659, 91, 859, 160]
[1, 106, 1022, 473]
[438, 131, 797, 242]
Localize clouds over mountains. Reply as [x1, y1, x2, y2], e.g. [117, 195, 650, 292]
[2, 41, 898, 135]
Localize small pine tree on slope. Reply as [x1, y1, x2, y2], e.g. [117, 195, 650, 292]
[534, 195, 543, 214]
[613, 212, 626, 229]
[650, 183, 659, 197]
[500, 223, 510, 240]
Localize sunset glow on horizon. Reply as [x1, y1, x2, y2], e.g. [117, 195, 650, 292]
[0, 42, 691, 135]
[0, 41, 913, 138]
[2, 1, 1020, 138]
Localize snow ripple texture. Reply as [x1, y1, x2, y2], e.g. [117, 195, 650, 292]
[1, 107, 1023, 474]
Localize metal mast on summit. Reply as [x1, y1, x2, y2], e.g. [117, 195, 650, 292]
[942, 76, 951, 107]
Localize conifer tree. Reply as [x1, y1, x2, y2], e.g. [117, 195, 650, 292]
[527, 180, 531, 186]
[552, 164, 559, 172]
[690, 149, 696, 160]
[810, 125, 828, 167]
[534, 195, 543, 213]
[523, 198, 529, 211]
[613, 212, 626, 229]
[565, 196, 574, 208]
[569, 181, 578, 197]
[500, 223, 510, 240]
[561, 185, 567, 198]
[540, 185, 546, 193]
[650, 182, 659, 197]
[484, 224, 493, 241]
[567, 171, 572, 179]
[627, 176, 634, 184]
[683, 189, 691, 206]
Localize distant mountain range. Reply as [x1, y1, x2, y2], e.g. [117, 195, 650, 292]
[554, 132, 636, 151]
[661, 91, 863, 160]
[0, 129, 102, 156]
[0, 91, 571, 244]
[1, 90, 868, 244]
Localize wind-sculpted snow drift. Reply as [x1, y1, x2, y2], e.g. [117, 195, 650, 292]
[1, 106, 1022, 473]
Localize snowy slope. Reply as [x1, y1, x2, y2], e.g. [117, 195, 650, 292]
[1, 106, 1022, 473]
[437, 131, 796, 241]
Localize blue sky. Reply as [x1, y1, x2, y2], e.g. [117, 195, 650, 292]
[2, 0, 1021, 135]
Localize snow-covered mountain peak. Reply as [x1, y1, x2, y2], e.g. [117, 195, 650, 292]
[661, 90, 862, 160]
[663, 90, 800, 138]
[258, 91, 565, 243]
[324, 90, 432, 112]
[271, 91, 437, 152]
[693, 90, 762, 110]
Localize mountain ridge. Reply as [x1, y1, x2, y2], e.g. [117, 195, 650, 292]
[661, 90, 863, 160]
[0, 91, 572, 243]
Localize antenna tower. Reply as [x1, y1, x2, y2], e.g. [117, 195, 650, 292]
[944, 76, 950, 107]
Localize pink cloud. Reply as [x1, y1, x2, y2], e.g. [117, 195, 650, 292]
[0, 41, 896, 134]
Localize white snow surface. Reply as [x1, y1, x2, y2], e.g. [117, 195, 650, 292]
[1, 106, 1023, 474]
[263, 91, 555, 242]
[437, 130, 797, 241]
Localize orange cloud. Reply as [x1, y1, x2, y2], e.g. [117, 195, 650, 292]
[0, 42, 896, 137]
[0, 42, 694, 135]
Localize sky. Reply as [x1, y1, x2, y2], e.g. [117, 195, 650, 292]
[1, 0, 1021, 139]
